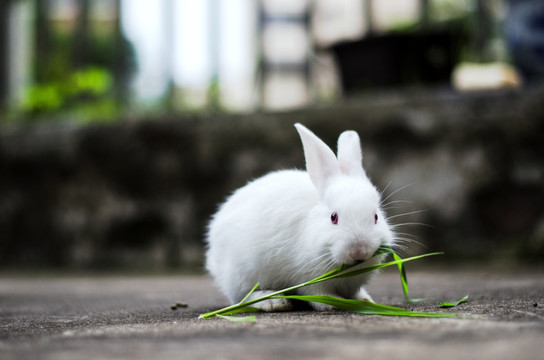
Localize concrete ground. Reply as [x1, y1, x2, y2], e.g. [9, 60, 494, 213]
[1, 266, 543, 360]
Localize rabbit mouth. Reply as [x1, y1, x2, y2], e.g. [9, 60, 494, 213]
[339, 245, 386, 266]
[345, 259, 366, 266]
[339, 255, 367, 266]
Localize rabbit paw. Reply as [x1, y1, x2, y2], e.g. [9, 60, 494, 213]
[310, 301, 337, 312]
[356, 287, 375, 303]
[246, 291, 294, 312]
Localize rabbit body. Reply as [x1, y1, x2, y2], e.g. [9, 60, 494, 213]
[205, 124, 394, 310]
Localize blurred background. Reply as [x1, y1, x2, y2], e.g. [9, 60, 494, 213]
[0, 0, 543, 271]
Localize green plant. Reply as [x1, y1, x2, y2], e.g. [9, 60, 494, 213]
[21, 66, 117, 121]
[200, 246, 469, 322]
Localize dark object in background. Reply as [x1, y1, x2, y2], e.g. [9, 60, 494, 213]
[330, 30, 463, 92]
[505, 0, 544, 83]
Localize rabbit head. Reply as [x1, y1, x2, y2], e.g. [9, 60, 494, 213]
[295, 123, 394, 266]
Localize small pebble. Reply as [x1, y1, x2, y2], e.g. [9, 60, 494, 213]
[533, 303, 538, 308]
[170, 302, 189, 310]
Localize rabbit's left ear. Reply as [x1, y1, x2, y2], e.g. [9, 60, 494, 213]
[337, 130, 366, 178]
[295, 123, 341, 196]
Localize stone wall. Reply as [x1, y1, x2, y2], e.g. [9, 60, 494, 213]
[1, 86, 543, 269]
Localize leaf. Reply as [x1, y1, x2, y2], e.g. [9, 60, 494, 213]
[221, 306, 261, 316]
[216, 314, 257, 322]
[392, 253, 427, 303]
[375, 245, 427, 303]
[275, 295, 456, 318]
[198, 305, 261, 319]
[439, 295, 469, 308]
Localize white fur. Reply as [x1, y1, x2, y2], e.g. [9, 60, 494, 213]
[205, 123, 394, 310]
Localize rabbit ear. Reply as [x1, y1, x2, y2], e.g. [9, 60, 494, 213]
[295, 123, 340, 195]
[337, 130, 366, 177]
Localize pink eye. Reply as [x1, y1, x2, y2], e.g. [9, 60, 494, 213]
[374, 213, 378, 224]
[331, 212, 338, 225]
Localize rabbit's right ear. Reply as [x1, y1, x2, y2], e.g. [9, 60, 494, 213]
[337, 130, 366, 178]
[294, 123, 340, 196]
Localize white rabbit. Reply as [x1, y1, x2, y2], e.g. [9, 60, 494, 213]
[205, 123, 394, 311]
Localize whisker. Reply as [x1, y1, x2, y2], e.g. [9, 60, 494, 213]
[391, 222, 435, 229]
[381, 202, 413, 211]
[394, 237, 426, 248]
[393, 231, 417, 238]
[379, 181, 393, 196]
[390, 242, 408, 250]
[381, 183, 415, 204]
[392, 247, 408, 254]
[386, 209, 427, 220]
[381, 200, 413, 208]
[382, 206, 402, 211]
[391, 245, 416, 257]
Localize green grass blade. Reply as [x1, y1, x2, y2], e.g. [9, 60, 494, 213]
[221, 306, 261, 316]
[199, 301, 264, 319]
[239, 282, 260, 304]
[394, 253, 410, 296]
[276, 295, 407, 313]
[392, 253, 427, 303]
[439, 295, 469, 308]
[216, 314, 257, 322]
[364, 245, 428, 303]
[276, 295, 456, 318]
[374, 244, 396, 256]
[312, 252, 443, 284]
[307, 244, 397, 284]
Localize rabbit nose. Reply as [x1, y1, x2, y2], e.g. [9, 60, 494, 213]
[349, 246, 369, 262]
